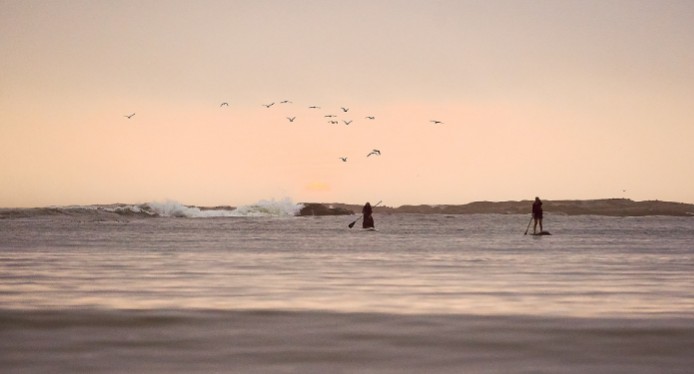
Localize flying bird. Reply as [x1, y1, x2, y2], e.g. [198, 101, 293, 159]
[324, 114, 336, 118]
[341, 107, 349, 112]
[263, 102, 275, 108]
[280, 100, 292, 104]
[339, 157, 348, 162]
[343, 120, 352, 125]
[308, 106, 321, 109]
[367, 149, 381, 157]
[124, 113, 135, 119]
[328, 120, 339, 125]
[365, 116, 375, 120]
[220, 102, 229, 107]
[287, 116, 296, 122]
[430, 120, 444, 124]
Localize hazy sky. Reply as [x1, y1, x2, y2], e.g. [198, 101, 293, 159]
[2, 0, 693, 207]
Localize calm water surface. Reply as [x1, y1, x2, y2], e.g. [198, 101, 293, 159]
[2, 214, 691, 316]
[1, 213, 692, 373]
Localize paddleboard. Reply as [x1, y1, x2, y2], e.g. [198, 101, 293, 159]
[531, 231, 551, 236]
[362, 227, 377, 232]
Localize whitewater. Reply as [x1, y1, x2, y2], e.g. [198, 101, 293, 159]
[0, 198, 304, 219]
[1, 199, 692, 373]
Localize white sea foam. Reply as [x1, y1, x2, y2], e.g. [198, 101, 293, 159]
[143, 198, 303, 218]
[230, 198, 304, 217]
[142, 201, 213, 218]
[0, 199, 305, 219]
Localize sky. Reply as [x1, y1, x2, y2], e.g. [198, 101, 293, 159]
[2, 0, 693, 208]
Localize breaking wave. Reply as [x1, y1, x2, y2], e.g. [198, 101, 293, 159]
[144, 198, 304, 218]
[0, 198, 304, 219]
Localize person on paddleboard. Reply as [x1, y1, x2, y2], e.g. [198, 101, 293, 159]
[532, 197, 543, 234]
[362, 202, 375, 229]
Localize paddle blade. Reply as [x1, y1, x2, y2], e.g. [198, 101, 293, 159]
[348, 214, 363, 228]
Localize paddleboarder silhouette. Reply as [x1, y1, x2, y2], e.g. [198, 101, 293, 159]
[362, 202, 375, 229]
[532, 197, 543, 234]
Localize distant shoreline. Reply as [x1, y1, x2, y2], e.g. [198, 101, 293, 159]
[299, 199, 694, 217]
[2, 199, 693, 219]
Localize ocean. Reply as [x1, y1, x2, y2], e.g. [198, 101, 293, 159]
[1, 200, 692, 373]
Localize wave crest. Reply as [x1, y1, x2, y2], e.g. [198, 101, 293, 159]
[145, 198, 303, 218]
[0, 199, 305, 219]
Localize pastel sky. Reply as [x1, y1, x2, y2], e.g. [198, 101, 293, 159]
[2, 0, 693, 208]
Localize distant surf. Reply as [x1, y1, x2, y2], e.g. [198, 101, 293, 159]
[0, 198, 305, 219]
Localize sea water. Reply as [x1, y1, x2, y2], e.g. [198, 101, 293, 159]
[1, 202, 692, 373]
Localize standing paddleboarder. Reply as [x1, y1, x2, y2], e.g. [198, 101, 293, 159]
[362, 202, 375, 229]
[532, 197, 543, 234]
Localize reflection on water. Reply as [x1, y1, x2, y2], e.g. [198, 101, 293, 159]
[1, 214, 692, 317]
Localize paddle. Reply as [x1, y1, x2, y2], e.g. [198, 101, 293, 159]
[348, 200, 382, 228]
[523, 216, 533, 235]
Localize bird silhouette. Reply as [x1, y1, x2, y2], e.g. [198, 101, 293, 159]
[341, 107, 349, 112]
[339, 157, 348, 162]
[263, 102, 275, 108]
[329, 120, 339, 125]
[124, 113, 135, 119]
[308, 106, 321, 109]
[367, 149, 381, 157]
[343, 120, 352, 125]
[430, 120, 444, 124]
[280, 100, 292, 104]
[220, 102, 229, 107]
[287, 116, 296, 122]
[365, 116, 375, 120]
[324, 114, 336, 118]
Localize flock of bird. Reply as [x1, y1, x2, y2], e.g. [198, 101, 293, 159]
[125, 100, 444, 163]
[256, 100, 388, 162]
